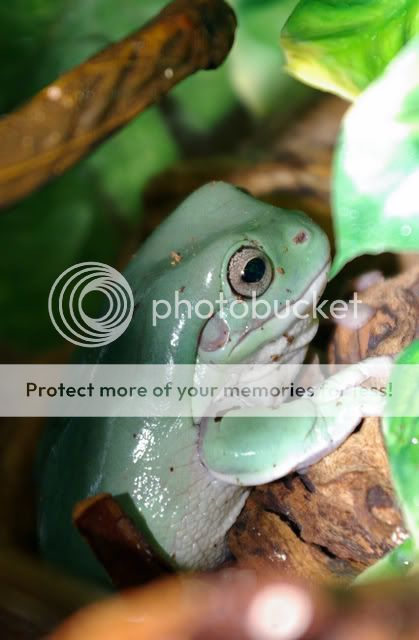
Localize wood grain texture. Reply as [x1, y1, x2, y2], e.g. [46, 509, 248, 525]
[0, 0, 236, 210]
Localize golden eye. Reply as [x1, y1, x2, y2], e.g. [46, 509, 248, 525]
[228, 246, 273, 298]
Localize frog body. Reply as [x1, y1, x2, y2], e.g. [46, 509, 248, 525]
[39, 182, 385, 583]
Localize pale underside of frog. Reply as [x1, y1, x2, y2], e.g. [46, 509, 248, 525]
[38, 182, 403, 585]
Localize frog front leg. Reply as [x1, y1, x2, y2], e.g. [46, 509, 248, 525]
[200, 357, 392, 486]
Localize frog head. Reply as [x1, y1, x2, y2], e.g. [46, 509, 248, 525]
[106, 182, 330, 368]
[195, 190, 331, 367]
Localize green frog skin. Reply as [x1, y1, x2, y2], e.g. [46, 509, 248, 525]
[38, 182, 392, 584]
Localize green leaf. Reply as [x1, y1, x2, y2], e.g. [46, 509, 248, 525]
[282, 0, 419, 100]
[356, 341, 419, 583]
[330, 37, 419, 277]
[385, 341, 419, 548]
[355, 538, 416, 583]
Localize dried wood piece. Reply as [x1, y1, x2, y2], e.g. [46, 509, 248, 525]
[228, 493, 363, 585]
[0, 0, 236, 210]
[228, 268, 419, 583]
[73, 494, 173, 589]
[330, 265, 419, 363]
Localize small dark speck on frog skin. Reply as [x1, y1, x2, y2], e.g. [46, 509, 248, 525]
[276, 266, 285, 275]
[170, 467, 174, 472]
[179, 286, 185, 293]
[293, 231, 309, 244]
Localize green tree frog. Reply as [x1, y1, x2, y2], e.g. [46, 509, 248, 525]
[38, 182, 393, 584]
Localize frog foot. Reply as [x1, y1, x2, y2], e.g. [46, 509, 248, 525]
[199, 356, 393, 487]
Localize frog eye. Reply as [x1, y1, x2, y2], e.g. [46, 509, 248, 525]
[228, 246, 273, 298]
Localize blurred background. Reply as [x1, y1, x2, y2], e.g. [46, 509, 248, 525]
[2, 1, 418, 638]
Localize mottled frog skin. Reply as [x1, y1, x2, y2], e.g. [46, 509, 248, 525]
[38, 182, 334, 583]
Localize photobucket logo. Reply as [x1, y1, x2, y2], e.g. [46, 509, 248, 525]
[152, 291, 362, 327]
[48, 262, 134, 347]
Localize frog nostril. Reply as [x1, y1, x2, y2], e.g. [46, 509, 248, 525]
[293, 230, 309, 244]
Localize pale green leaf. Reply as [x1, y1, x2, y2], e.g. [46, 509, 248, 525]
[282, 0, 419, 100]
[331, 37, 419, 277]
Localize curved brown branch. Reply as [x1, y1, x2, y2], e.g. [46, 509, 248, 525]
[73, 494, 173, 589]
[0, 0, 236, 210]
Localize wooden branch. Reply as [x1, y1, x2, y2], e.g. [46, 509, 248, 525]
[73, 494, 173, 589]
[0, 0, 236, 210]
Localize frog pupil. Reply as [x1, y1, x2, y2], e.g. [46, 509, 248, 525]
[242, 257, 266, 284]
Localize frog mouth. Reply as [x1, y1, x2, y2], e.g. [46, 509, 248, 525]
[194, 260, 330, 424]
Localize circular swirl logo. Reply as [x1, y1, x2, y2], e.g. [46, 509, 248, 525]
[48, 262, 134, 348]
